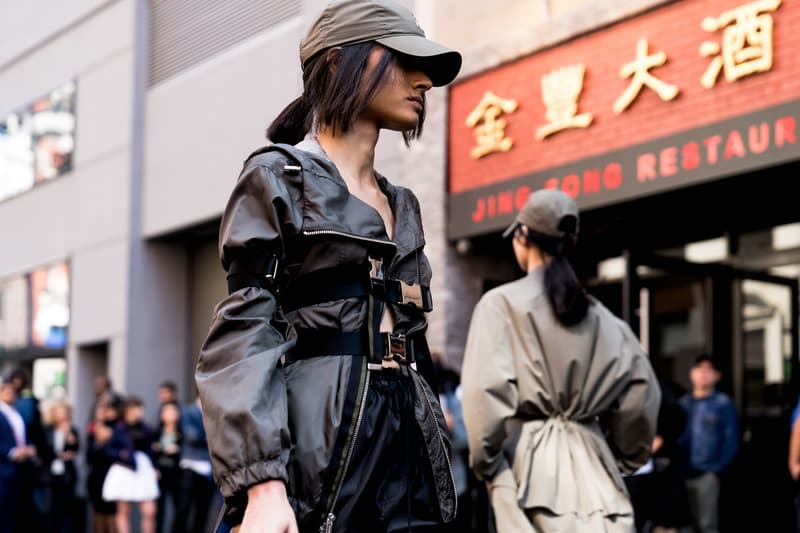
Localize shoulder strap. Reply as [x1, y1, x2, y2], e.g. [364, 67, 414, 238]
[242, 143, 313, 177]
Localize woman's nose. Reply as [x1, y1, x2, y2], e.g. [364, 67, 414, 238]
[413, 71, 433, 92]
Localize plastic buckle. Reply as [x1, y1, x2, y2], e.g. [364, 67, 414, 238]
[368, 257, 385, 290]
[264, 256, 280, 282]
[398, 280, 424, 309]
[383, 332, 407, 363]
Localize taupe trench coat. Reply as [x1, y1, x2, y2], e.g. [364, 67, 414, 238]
[461, 267, 660, 532]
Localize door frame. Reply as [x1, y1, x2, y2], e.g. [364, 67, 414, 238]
[623, 250, 800, 405]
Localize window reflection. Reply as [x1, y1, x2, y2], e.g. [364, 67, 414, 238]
[0, 262, 69, 354]
[0, 275, 29, 350]
[30, 262, 70, 349]
[0, 81, 76, 202]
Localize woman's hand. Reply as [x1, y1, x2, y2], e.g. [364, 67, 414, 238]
[238, 480, 298, 533]
[791, 461, 800, 481]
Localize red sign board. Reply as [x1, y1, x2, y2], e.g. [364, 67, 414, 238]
[448, 0, 800, 238]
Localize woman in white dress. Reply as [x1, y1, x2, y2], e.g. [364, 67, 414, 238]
[101, 396, 160, 533]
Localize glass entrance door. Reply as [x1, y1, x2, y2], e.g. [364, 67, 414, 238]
[626, 252, 799, 531]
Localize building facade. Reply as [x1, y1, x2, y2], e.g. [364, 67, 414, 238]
[2, 0, 800, 527]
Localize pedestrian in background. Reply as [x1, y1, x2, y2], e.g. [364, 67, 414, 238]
[158, 381, 178, 407]
[174, 397, 215, 533]
[9, 367, 48, 531]
[625, 379, 691, 533]
[678, 354, 740, 533]
[157, 380, 178, 424]
[461, 189, 661, 532]
[86, 396, 119, 533]
[0, 377, 37, 533]
[102, 396, 159, 533]
[44, 400, 80, 533]
[154, 401, 182, 533]
[788, 395, 800, 532]
[88, 376, 118, 424]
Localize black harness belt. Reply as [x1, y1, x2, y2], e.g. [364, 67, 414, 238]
[286, 330, 416, 365]
[275, 262, 433, 313]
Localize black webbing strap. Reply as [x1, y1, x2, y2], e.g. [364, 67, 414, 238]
[285, 329, 415, 365]
[280, 265, 369, 312]
[230, 257, 433, 312]
[226, 255, 279, 294]
[280, 263, 433, 313]
[286, 330, 364, 361]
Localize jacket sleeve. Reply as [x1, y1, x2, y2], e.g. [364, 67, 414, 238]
[461, 293, 518, 482]
[195, 159, 299, 501]
[711, 399, 740, 473]
[607, 321, 661, 474]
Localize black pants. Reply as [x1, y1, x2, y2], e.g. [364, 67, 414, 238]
[328, 368, 443, 533]
[156, 466, 180, 533]
[49, 474, 77, 533]
[173, 469, 215, 533]
[0, 477, 18, 533]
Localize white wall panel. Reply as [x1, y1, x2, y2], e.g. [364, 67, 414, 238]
[70, 240, 129, 343]
[73, 150, 131, 250]
[0, 178, 75, 276]
[0, 0, 115, 68]
[143, 18, 303, 237]
[74, 50, 134, 166]
[0, 0, 134, 116]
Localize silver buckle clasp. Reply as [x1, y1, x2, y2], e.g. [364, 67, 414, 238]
[368, 257, 385, 288]
[383, 333, 407, 363]
[398, 280, 423, 308]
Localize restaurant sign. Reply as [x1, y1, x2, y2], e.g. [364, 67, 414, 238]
[447, 0, 800, 239]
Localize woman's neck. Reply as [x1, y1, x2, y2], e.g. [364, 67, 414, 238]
[526, 248, 549, 273]
[316, 120, 379, 187]
[163, 421, 177, 432]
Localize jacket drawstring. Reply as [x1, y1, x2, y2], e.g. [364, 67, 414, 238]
[403, 364, 415, 532]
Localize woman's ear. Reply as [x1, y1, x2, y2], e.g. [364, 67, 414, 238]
[325, 46, 341, 76]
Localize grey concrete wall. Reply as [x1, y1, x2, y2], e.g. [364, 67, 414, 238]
[0, 0, 136, 414]
[0, 0, 118, 70]
[142, 17, 304, 238]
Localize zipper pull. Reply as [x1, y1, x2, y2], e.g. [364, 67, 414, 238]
[320, 513, 336, 533]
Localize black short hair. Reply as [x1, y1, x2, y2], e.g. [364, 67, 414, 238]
[124, 395, 144, 410]
[692, 353, 719, 370]
[159, 381, 178, 392]
[268, 42, 425, 146]
[8, 367, 31, 388]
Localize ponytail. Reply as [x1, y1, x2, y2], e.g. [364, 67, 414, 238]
[267, 94, 313, 145]
[523, 228, 589, 327]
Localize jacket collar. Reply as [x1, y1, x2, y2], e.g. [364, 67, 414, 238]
[294, 136, 425, 259]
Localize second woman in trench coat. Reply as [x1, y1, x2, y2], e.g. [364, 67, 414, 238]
[461, 189, 661, 533]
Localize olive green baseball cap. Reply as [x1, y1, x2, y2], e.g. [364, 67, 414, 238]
[300, 0, 462, 86]
[502, 189, 580, 239]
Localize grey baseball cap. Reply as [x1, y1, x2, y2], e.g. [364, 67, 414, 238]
[502, 189, 580, 239]
[300, 0, 462, 87]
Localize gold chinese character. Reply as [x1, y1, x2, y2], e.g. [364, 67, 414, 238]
[535, 64, 593, 140]
[613, 38, 680, 114]
[465, 91, 519, 159]
[700, 0, 781, 88]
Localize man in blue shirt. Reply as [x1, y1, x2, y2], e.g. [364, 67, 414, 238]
[678, 354, 740, 533]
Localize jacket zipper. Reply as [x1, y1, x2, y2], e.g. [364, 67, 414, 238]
[303, 229, 397, 252]
[319, 368, 371, 533]
[418, 377, 458, 519]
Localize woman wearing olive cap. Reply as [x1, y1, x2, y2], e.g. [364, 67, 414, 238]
[461, 189, 661, 533]
[195, 1, 461, 532]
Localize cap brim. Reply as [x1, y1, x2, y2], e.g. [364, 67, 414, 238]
[501, 222, 519, 239]
[376, 34, 462, 86]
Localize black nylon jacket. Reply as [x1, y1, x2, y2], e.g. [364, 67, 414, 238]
[195, 137, 456, 530]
